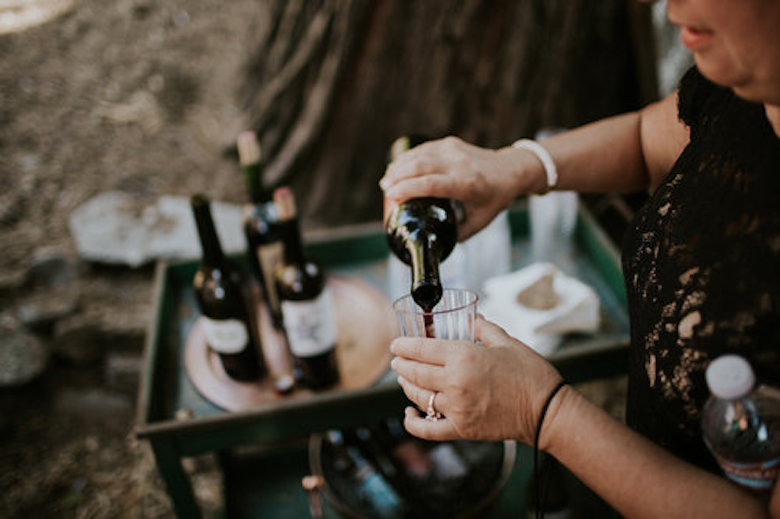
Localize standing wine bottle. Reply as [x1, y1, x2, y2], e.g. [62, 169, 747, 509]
[273, 187, 339, 390]
[238, 131, 285, 330]
[191, 194, 265, 382]
[384, 136, 460, 311]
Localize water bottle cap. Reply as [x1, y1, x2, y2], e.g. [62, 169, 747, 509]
[705, 355, 755, 399]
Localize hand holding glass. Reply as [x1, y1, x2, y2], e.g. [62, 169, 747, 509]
[393, 288, 478, 420]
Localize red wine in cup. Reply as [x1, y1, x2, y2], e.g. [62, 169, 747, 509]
[423, 310, 436, 338]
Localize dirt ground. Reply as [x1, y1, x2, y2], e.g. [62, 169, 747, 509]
[0, 0, 269, 516]
[0, 0, 268, 274]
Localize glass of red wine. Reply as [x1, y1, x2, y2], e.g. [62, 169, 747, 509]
[392, 288, 478, 341]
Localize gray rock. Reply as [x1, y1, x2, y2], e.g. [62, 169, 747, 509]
[100, 330, 145, 354]
[54, 388, 132, 418]
[25, 247, 79, 287]
[52, 314, 104, 366]
[0, 269, 26, 298]
[0, 314, 50, 387]
[17, 293, 78, 333]
[104, 353, 142, 396]
[68, 191, 245, 267]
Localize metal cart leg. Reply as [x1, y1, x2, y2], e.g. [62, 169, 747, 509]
[151, 440, 202, 518]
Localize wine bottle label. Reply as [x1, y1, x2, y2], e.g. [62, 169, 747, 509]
[714, 453, 780, 492]
[256, 241, 284, 315]
[202, 317, 249, 354]
[281, 288, 337, 357]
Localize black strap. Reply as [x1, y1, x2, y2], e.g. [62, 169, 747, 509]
[533, 380, 567, 519]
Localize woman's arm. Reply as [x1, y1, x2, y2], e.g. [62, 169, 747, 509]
[533, 91, 688, 193]
[391, 317, 776, 519]
[380, 92, 689, 239]
[544, 385, 774, 519]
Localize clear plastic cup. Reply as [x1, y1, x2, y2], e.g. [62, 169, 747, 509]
[392, 288, 478, 341]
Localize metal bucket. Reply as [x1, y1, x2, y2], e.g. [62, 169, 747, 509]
[308, 420, 516, 518]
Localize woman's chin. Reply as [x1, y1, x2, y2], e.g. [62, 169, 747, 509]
[694, 57, 762, 102]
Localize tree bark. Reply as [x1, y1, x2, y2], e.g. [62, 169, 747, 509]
[241, 0, 652, 228]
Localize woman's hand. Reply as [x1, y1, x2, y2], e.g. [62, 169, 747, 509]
[379, 136, 541, 241]
[390, 315, 563, 444]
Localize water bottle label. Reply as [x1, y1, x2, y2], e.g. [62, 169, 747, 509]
[714, 454, 780, 492]
[202, 317, 249, 354]
[281, 288, 337, 357]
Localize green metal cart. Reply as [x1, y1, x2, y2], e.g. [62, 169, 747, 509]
[135, 201, 629, 518]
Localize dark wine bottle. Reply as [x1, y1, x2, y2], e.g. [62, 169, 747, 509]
[384, 136, 460, 311]
[191, 194, 265, 382]
[238, 131, 286, 330]
[384, 197, 458, 310]
[273, 187, 339, 390]
[324, 430, 403, 517]
[347, 426, 417, 508]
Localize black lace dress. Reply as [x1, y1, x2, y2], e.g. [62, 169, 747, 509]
[622, 66, 780, 472]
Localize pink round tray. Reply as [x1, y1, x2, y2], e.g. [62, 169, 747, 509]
[184, 275, 396, 411]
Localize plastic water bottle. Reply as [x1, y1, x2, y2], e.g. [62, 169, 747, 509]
[701, 355, 780, 493]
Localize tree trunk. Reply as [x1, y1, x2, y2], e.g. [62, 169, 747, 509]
[241, 0, 653, 228]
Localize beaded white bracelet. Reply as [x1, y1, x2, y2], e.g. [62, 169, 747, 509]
[512, 138, 558, 194]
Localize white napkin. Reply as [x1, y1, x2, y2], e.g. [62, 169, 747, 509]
[480, 263, 600, 356]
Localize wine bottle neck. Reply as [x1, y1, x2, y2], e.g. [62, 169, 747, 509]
[191, 196, 225, 266]
[280, 218, 306, 264]
[407, 235, 443, 310]
[243, 162, 271, 204]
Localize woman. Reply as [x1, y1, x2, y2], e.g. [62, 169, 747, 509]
[380, 0, 780, 517]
